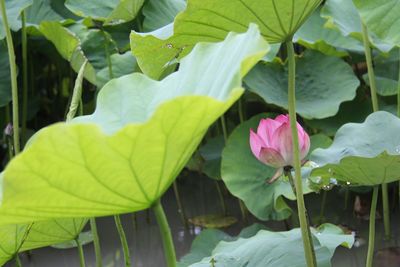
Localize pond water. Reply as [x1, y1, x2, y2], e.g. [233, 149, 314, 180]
[10, 172, 400, 267]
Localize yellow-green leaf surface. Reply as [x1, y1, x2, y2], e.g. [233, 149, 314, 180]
[21, 218, 88, 251]
[0, 25, 269, 225]
[0, 224, 27, 266]
[131, 0, 321, 79]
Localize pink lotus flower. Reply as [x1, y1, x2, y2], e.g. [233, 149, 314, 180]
[250, 114, 310, 181]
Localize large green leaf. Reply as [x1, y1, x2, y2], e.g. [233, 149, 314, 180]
[221, 114, 313, 221]
[189, 224, 353, 267]
[321, 0, 393, 52]
[0, 0, 32, 39]
[0, 42, 11, 107]
[0, 224, 28, 266]
[353, 0, 400, 47]
[311, 111, 400, 185]
[363, 49, 400, 96]
[96, 51, 139, 88]
[178, 224, 267, 267]
[24, 0, 78, 28]
[142, 0, 186, 32]
[131, 0, 321, 79]
[65, 0, 144, 25]
[39, 21, 97, 84]
[0, 26, 269, 225]
[244, 51, 359, 119]
[21, 218, 88, 251]
[294, 8, 364, 57]
[199, 136, 224, 180]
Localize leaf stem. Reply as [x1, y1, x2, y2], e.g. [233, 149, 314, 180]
[397, 48, 400, 117]
[21, 10, 28, 145]
[366, 186, 379, 267]
[286, 39, 316, 267]
[361, 22, 391, 240]
[75, 238, 86, 267]
[15, 254, 22, 267]
[114, 215, 131, 267]
[89, 218, 103, 267]
[173, 181, 188, 228]
[153, 199, 177, 267]
[361, 22, 379, 112]
[0, 0, 20, 155]
[66, 60, 87, 122]
[382, 183, 390, 239]
[318, 190, 327, 224]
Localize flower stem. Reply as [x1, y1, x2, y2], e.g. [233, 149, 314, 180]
[173, 181, 188, 228]
[361, 22, 391, 240]
[361, 22, 379, 112]
[114, 215, 131, 267]
[15, 254, 22, 267]
[0, 0, 20, 155]
[318, 191, 327, 224]
[153, 199, 177, 267]
[89, 218, 103, 267]
[366, 186, 379, 267]
[75, 238, 86, 267]
[382, 183, 390, 239]
[21, 10, 28, 146]
[286, 39, 316, 267]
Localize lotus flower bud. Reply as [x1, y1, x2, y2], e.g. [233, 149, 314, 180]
[249, 114, 310, 169]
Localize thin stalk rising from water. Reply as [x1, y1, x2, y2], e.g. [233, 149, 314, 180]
[0, 0, 20, 155]
[366, 187, 379, 267]
[361, 22, 390, 239]
[114, 215, 131, 267]
[153, 199, 177, 267]
[286, 39, 316, 267]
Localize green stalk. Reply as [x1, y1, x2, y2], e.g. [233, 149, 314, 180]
[172, 181, 188, 228]
[21, 10, 28, 145]
[153, 199, 177, 267]
[1, 0, 20, 155]
[66, 60, 87, 121]
[397, 48, 400, 117]
[366, 187, 379, 267]
[75, 238, 86, 267]
[89, 218, 103, 267]
[382, 183, 390, 239]
[215, 181, 227, 215]
[286, 39, 316, 267]
[361, 23, 379, 112]
[361, 22, 391, 239]
[114, 215, 131, 267]
[318, 191, 327, 224]
[237, 98, 249, 222]
[15, 254, 22, 267]
[344, 188, 350, 210]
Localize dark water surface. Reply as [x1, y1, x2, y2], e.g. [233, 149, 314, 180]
[10, 173, 400, 267]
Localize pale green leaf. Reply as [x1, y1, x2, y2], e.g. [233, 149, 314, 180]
[142, 0, 186, 32]
[294, 8, 364, 57]
[178, 224, 267, 267]
[0, 26, 269, 225]
[189, 224, 353, 267]
[321, 0, 393, 52]
[311, 111, 400, 185]
[65, 0, 144, 25]
[353, 0, 400, 47]
[0, 0, 32, 39]
[131, 0, 321, 79]
[245, 51, 359, 119]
